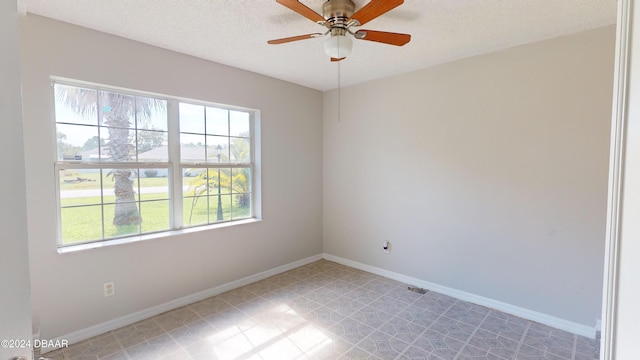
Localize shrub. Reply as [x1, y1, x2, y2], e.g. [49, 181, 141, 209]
[144, 169, 158, 178]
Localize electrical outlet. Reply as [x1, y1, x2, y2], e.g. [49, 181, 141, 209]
[104, 281, 115, 297]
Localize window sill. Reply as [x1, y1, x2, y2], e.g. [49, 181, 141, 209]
[56, 218, 262, 254]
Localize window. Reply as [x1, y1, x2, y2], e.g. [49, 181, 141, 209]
[54, 80, 259, 247]
[179, 103, 253, 227]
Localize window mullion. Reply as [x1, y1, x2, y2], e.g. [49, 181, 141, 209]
[168, 99, 183, 229]
[252, 111, 261, 220]
[54, 165, 63, 246]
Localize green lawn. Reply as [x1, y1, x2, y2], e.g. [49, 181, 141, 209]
[60, 194, 250, 245]
[59, 169, 250, 245]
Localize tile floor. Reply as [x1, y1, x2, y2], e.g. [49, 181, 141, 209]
[40, 260, 600, 360]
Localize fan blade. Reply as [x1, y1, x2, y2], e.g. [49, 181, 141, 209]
[348, 0, 404, 26]
[355, 30, 411, 46]
[331, 57, 346, 62]
[276, 0, 325, 23]
[268, 33, 323, 44]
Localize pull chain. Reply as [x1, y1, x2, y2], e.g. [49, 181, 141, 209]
[338, 60, 341, 122]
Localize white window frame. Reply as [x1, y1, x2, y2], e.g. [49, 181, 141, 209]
[53, 78, 261, 250]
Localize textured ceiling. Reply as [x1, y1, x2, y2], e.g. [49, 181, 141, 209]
[23, 0, 617, 91]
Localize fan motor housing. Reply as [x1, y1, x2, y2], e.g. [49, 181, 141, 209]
[323, 0, 355, 22]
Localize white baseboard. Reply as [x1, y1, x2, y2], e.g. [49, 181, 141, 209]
[322, 253, 598, 339]
[51, 254, 323, 349]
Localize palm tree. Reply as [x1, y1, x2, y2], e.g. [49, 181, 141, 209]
[185, 137, 251, 223]
[186, 167, 251, 224]
[55, 85, 165, 228]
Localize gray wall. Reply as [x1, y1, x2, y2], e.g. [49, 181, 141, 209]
[323, 26, 615, 328]
[0, 2, 33, 360]
[20, 14, 323, 340]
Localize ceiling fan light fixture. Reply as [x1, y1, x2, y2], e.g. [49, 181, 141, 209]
[324, 35, 352, 59]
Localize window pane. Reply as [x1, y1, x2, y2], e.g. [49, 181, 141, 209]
[139, 168, 169, 201]
[180, 103, 205, 134]
[206, 136, 229, 163]
[230, 138, 250, 163]
[54, 84, 98, 126]
[101, 126, 136, 162]
[137, 97, 167, 131]
[181, 134, 206, 162]
[101, 169, 139, 204]
[232, 168, 251, 195]
[182, 168, 206, 183]
[140, 200, 170, 233]
[59, 169, 102, 207]
[61, 205, 103, 245]
[209, 194, 231, 222]
[103, 203, 141, 238]
[223, 168, 233, 194]
[230, 111, 250, 137]
[99, 91, 135, 129]
[183, 167, 208, 198]
[184, 196, 208, 227]
[137, 130, 168, 162]
[56, 124, 99, 161]
[232, 193, 251, 219]
[206, 107, 228, 136]
[205, 168, 232, 195]
[97, 133, 110, 162]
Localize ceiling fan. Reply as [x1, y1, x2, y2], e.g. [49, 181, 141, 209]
[268, 0, 411, 61]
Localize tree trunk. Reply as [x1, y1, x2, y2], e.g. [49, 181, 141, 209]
[112, 169, 140, 226]
[104, 93, 141, 227]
